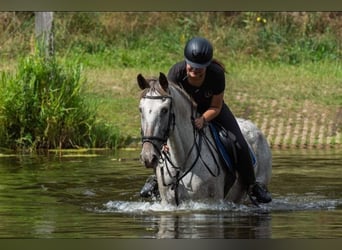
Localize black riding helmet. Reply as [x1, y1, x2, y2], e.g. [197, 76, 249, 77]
[184, 37, 213, 68]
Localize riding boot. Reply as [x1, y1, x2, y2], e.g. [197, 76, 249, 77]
[235, 150, 272, 204]
[248, 182, 272, 203]
[140, 175, 159, 198]
[237, 163, 272, 203]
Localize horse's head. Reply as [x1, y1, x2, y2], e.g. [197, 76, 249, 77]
[137, 72, 174, 168]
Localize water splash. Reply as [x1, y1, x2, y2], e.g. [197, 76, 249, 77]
[99, 200, 270, 214]
[97, 196, 341, 215]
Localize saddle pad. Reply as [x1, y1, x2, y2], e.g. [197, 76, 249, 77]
[209, 123, 256, 171]
[209, 123, 234, 172]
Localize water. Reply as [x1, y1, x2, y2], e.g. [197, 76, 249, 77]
[0, 148, 341, 238]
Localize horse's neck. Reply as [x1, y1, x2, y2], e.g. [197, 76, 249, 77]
[167, 88, 196, 164]
[168, 121, 194, 161]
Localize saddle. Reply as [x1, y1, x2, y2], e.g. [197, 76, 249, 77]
[208, 122, 256, 174]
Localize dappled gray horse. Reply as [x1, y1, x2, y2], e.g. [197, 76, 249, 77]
[137, 72, 272, 205]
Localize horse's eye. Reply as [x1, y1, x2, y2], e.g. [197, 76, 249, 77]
[161, 108, 168, 114]
[139, 107, 142, 113]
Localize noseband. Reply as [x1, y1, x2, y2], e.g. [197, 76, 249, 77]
[141, 95, 175, 150]
[140, 90, 222, 206]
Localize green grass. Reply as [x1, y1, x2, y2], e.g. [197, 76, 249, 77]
[78, 57, 341, 148]
[0, 53, 121, 151]
[226, 59, 342, 106]
[0, 12, 341, 149]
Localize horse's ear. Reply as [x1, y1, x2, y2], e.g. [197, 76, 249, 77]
[159, 72, 169, 91]
[137, 74, 149, 90]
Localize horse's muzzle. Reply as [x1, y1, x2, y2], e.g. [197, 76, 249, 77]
[140, 143, 159, 168]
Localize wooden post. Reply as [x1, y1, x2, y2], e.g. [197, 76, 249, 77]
[35, 12, 54, 57]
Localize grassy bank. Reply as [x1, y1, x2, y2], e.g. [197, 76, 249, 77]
[82, 59, 341, 149]
[0, 53, 121, 151]
[0, 12, 341, 149]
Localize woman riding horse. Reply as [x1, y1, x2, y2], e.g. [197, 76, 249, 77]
[140, 37, 271, 204]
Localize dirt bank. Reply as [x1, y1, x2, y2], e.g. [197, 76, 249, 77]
[232, 93, 341, 149]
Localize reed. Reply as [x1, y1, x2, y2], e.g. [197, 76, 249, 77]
[0, 52, 120, 151]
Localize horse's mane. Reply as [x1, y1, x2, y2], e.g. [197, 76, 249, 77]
[169, 82, 197, 108]
[140, 77, 197, 109]
[140, 78, 168, 97]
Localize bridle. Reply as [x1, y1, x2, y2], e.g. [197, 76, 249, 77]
[140, 91, 222, 206]
[140, 95, 175, 152]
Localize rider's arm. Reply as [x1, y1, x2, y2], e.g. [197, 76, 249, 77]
[194, 92, 224, 129]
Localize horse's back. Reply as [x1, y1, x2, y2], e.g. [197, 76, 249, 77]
[225, 118, 272, 203]
[236, 118, 272, 185]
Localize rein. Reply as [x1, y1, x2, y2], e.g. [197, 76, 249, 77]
[160, 126, 222, 206]
[141, 95, 175, 151]
[141, 91, 222, 206]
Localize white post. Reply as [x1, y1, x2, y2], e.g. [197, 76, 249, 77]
[35, 12, 54, 57]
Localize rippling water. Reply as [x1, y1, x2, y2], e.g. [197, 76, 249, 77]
[0, 148, 341, 238]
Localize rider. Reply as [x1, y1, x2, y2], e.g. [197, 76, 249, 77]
[140, 37, 272, 203]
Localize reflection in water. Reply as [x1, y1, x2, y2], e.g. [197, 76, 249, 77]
[102, 200, 273, 238]
[0, 148, 341, 238]
[155, 212, 271, 239]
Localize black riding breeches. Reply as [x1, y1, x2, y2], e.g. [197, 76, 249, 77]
[212, 103, 256, 186]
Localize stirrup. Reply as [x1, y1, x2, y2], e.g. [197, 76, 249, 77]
[248, 193, 260, 207]
[248, 182, 272, 205]
[140, 175, 158, 198]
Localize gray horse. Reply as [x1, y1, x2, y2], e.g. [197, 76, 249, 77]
[138, 72, 272, 206]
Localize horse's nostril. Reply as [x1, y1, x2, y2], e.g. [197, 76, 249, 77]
[145, 154, 158, 168]
[141, 151, 159, 168]
[151, 155, 159, 165]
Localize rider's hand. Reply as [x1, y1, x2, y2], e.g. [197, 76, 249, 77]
[194, 116, 206, 130]
[162, 144, 170, 152]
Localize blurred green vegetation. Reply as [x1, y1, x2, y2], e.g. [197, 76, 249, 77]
[0, 12, 341, 150]
[0, 53, 120, 151]
[1, 12, 341, 67]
